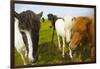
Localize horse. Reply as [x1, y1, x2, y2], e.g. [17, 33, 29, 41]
[47, 13, 74, 57]
[47, 14, 58, 44]
[69, 16, 95, 62]
[14, 10, 43, 65]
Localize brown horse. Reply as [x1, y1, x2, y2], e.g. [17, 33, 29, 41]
[69, 16, 96, 62]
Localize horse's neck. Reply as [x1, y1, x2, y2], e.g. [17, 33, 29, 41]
[53, 16, 58, 22]
[52, 16, 57, 30]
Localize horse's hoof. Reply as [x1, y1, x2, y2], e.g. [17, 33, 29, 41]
[32, 58, 37, 63]
[62, 54, 65, 58]
[32, 56, 38, 63]
[23, 63, 27, 65]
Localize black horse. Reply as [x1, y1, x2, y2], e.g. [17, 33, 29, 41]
[47, 14, 63, 44]
[14, 10, 43, 63]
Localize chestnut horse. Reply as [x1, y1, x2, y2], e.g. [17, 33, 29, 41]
[69, 16, 95, 62]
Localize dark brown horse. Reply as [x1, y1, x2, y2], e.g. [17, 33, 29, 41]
[14, 10, 43, 64]
[69, 16, 96, 62]
[47, 14, 58, 44]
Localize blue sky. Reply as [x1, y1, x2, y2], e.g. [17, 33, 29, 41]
[15, 4, 94, 18]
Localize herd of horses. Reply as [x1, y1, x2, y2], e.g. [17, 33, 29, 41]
[14, 10, 96, 65]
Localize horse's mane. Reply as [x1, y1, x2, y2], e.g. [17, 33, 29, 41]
[19, 10, 41, 31]
[73, 16, 92, 33]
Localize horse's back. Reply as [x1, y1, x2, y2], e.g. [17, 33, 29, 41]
[55, 19, 65, 36]
[64, 16, 74, 30]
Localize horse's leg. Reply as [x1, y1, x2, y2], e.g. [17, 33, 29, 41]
[51, 28, 55, 44]
[20, 32, 29, 57]
[16, 49, 26, 65]
[87, 22, 95, 62]
[25, 49, 28, 57]
[88, 35, 95, 61]
[32, 32, 39, 63]
[90, 36, 96, 61]
[79, 43, 83, 62]
[68, 47, 73, 58]
[24, 31, 34, 62]
[91, 46, 96, 61]
[20, 52, 26, 65]
[90, 44, 95, 62]
[62, 37, 65, 58]
[58, 35, 61, 49]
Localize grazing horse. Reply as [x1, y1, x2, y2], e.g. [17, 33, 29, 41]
[48, 14, 74, 57]
[69, 16, 95, 61]
[14, 10, 43, 64]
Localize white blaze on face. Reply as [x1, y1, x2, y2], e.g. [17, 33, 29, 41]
[14, 18, 25, 52]
[15, 18, 34, 62]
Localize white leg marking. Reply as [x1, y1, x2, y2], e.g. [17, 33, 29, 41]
[69, 47, 73, 58]
[25, 50, 28, 57]
[16, 48, 27, 65]
[20, 52, 27, 65]
[24, 31, 34, 62]
[62, 37, 65, 57]
[58, 35, 61, 49]
[65, 30, 71, 43]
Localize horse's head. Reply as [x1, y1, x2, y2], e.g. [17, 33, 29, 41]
[68, 16, 94, 59]
[69, 16, 91, 49]
[14, 10, 43, 31]
[47, 14, 54, 22]
[14, 10, 43, 62]
[47, 13, 58, 29]
[64, 16, 75, 43]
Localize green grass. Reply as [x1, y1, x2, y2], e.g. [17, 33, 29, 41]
[15, 19, 91, 66]
[15, 19, 69, 66]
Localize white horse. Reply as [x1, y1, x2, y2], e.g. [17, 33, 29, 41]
[55, 16, 74, 57]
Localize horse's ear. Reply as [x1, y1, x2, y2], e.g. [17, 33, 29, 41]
[72, 17, 76, 21]
[37, 11, 43, 18]
[47, 14, 53, 17]
[14, 11, 20, 19]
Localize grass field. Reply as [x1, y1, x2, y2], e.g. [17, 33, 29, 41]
[15, 19, 91, 66]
